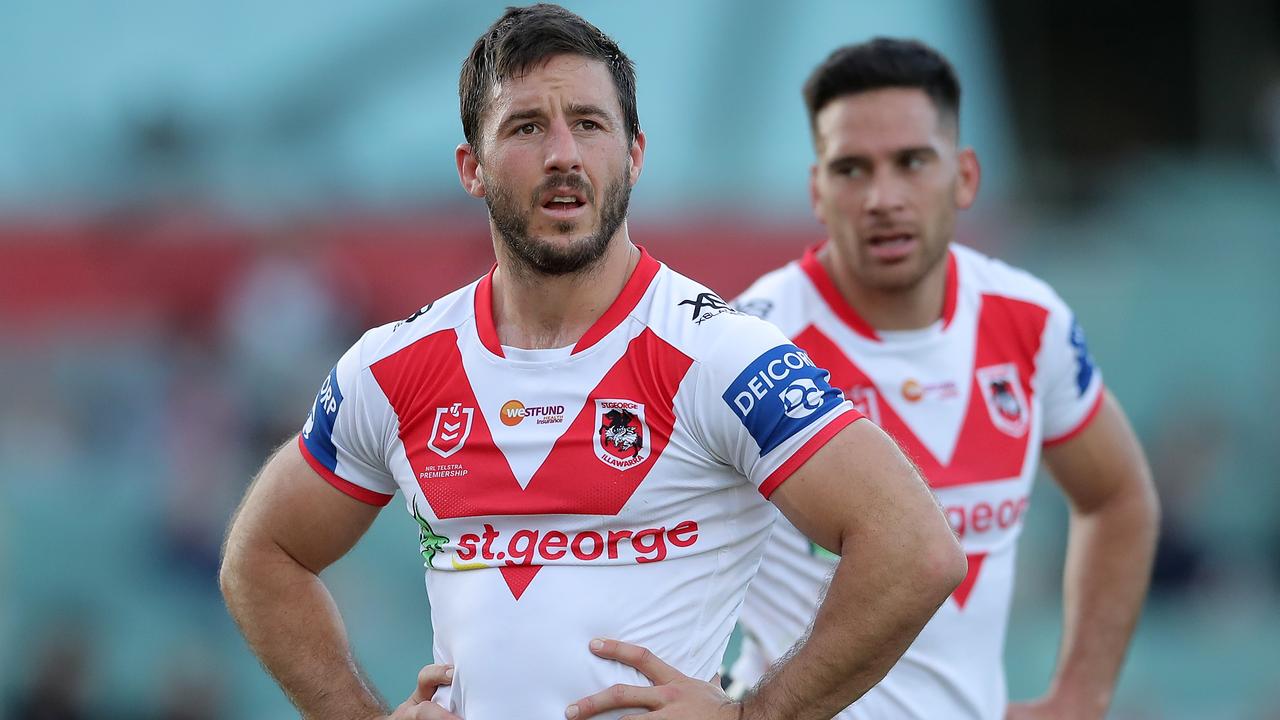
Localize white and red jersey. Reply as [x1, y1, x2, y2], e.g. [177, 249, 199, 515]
[297, 248, 861, 720]
[730, 243, 1104, 720]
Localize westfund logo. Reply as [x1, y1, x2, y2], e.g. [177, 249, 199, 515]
[722, 345, 843, 455]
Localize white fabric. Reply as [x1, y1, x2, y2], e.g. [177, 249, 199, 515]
[730, 244, 1104, 720]
[299, 253, 858, 720]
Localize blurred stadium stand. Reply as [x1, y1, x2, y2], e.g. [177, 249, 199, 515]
[2, 2, 1278, 718]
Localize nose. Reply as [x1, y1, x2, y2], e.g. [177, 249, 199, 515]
[863, 169, 906, 215]
[543, 117, 583, 175]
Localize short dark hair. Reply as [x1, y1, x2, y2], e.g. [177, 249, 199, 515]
[459, 4, 639, 158]
[803, 38, 961, 139]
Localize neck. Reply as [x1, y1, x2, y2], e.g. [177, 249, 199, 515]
[819, 243, 949, 332]
[490, 229, 639, 350]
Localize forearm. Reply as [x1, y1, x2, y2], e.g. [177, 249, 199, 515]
[1049, 481, 1159, 717]
[742, 536, 963, 720]
[220, 545, 387, 720]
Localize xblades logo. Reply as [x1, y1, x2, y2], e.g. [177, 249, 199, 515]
[394, 302, 434, 329]
[678, 292, 733, 324]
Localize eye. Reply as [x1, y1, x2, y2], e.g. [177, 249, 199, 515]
[902, 153, 927, 171]
[578, 119, 600, 131]
[516, 123, 538, 135]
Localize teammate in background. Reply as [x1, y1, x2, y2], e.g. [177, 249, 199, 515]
[219, 8, 965, 720]
[728, 38, 1159, 720]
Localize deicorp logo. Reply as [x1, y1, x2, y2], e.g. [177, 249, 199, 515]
[723, 345, 843, 455]
[302, 366, 344, 472]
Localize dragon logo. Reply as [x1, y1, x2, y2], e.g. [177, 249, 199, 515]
[593, 399, 651, 470]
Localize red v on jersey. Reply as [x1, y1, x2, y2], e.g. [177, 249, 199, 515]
[793, 294, 1048, 488]
[371, 326, 694, 599]
[793, 294, 1047, 608]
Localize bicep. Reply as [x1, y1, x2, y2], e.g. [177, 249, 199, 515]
[769, 418, 944, 555]
[1042, 390, 1153, 514]
[226, 438, 384, 574]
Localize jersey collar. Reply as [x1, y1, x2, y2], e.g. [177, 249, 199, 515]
[474, 246, 661, 358]
[798, 241, 958, 342]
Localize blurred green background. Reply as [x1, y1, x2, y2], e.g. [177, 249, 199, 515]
[2, 1, 1278, 718]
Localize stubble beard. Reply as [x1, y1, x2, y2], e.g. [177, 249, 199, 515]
[486, 167, 632, 278]
[858, 233, 950, 293]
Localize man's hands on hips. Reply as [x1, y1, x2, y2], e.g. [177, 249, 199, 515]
[567, 639, 742, 720]
[376, 664, 460, 720]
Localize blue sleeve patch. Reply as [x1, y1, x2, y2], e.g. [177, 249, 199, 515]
[1068, 317, 1095, 397]
[302, 366, 344, 471]
[722, 344, 844, 456]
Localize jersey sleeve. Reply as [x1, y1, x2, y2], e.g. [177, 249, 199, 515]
[1039, 298, 1105, 445]
[689, 315, 863, 498]
[297, 331, 398, 505]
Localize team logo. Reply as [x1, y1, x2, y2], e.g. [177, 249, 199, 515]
[902, 378, 924, 403]
[847, 385, 881, 424]
[593, 399, 650, 470]
[428, 402, 474, 458]
[976, 363, 1029, 438]
[678, 292, 735, 324]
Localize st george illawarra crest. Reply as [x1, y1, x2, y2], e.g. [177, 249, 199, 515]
[428, 402, 474, 458]
[593, 399, 650, 470]
[975, 363, 1029, 438]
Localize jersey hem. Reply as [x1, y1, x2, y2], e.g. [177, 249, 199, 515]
[296, 434, 395, 506]
[758, 409, 863, 499]
[1042, 385, 1105, 447]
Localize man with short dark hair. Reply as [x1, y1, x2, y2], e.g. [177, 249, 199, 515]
[729, 37, 1159, 720]
[219, 9, 964, 720]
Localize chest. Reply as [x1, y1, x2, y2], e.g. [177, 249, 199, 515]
[794, 294, 1050, 489]
[371, 327, 700, 521]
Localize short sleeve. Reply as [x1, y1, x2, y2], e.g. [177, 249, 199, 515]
[298, 334, 398, 505]
[689, 316, 862, 499]
[1039, 301, 1105, 445]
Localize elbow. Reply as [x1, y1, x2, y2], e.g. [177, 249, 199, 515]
[921, 526, 968, 602]
[218, 543, 243, 605]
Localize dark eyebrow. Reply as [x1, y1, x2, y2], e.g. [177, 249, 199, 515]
[826, 154, 871, 171]
[566, 103, 613, 122]
[501, 108, 545, 127]
[896, 146, 939, 159]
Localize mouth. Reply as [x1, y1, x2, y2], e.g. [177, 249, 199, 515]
[866, 232, 918, 261]
[538, 188, 589, 219]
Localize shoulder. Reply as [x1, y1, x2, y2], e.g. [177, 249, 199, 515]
[732, 260, 813, 337]
[645, 265, 801, 372]
[346, 281, 479, 371]
[954, 243, 1070, 316]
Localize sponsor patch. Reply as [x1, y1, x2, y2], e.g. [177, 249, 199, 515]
[847, 385, 881, 425]
[734, 298, 774, 320]
[302, 366, 343, 471]
[499, 399, 566, 426]
[901, 378, 960, 403]
[678, 292, 736, 324]
[1068, 316, 1095, 397]
[394, 302, 434, 329]
[723, 344, 844, 455]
